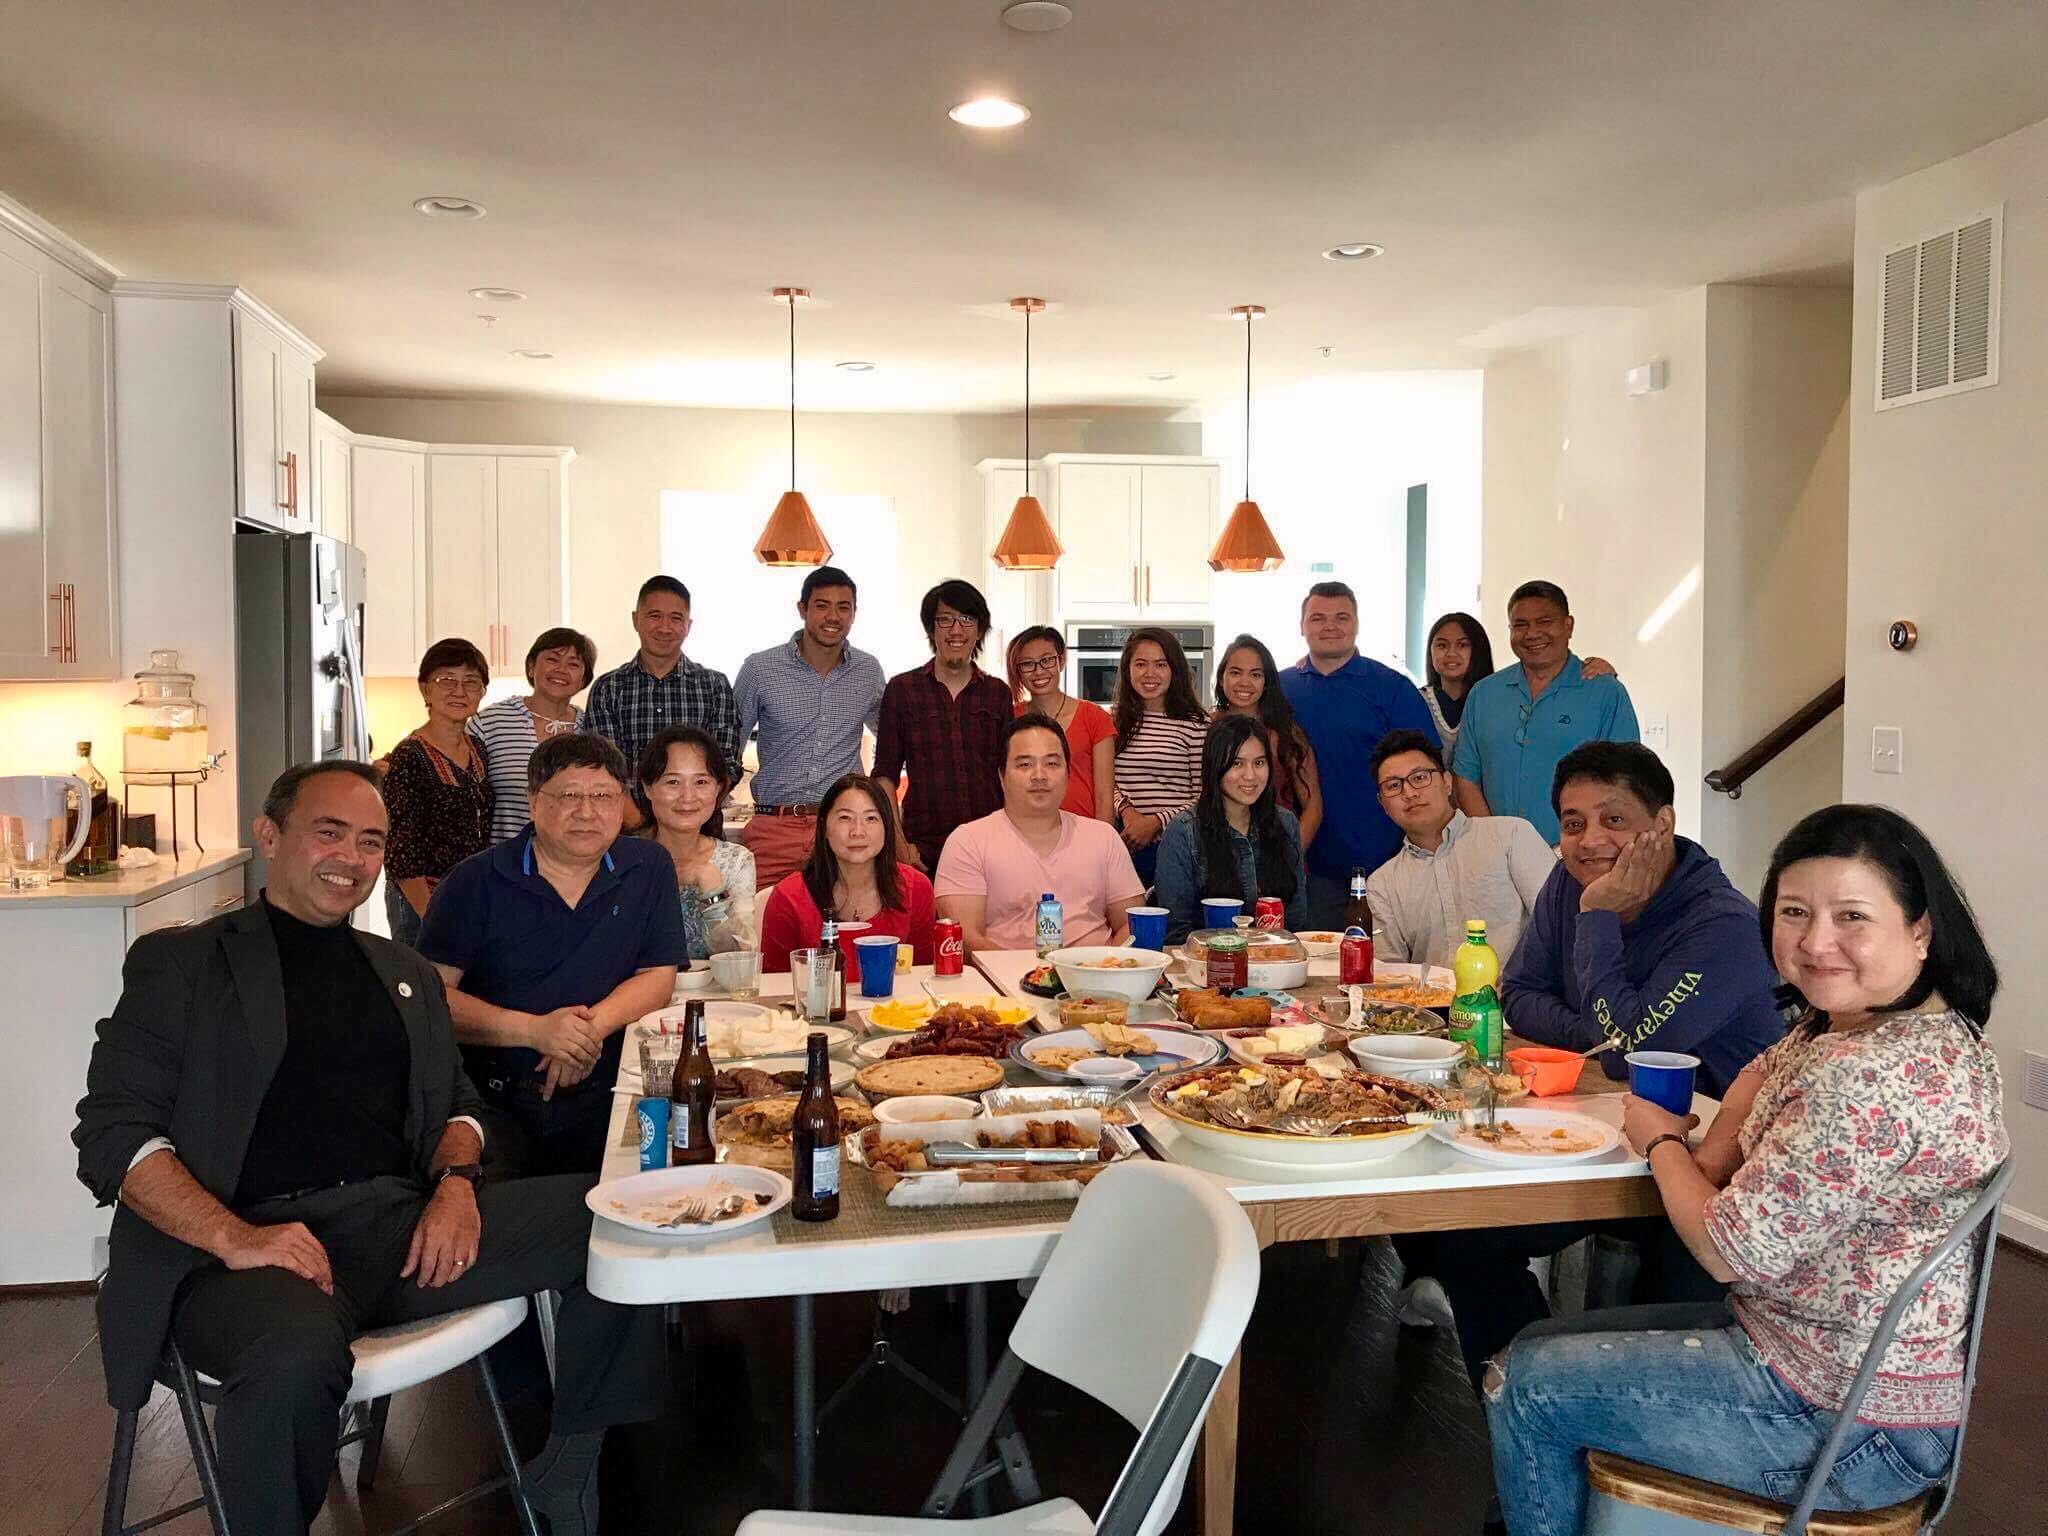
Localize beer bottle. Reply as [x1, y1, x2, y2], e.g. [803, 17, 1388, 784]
[818, 916, 847, 1022]
[669, 999, 717, 1166]
[790, 1031, 842, 1222]
[1343, 866, 1373, 933]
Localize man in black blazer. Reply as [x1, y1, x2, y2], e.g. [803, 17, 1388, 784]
[75, 761, 662, 1536]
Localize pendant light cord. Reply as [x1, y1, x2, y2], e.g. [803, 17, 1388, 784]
[788, 294, 798, 490]
[1024, 303, 1032, 472]
[1243, 311, 1253, 503]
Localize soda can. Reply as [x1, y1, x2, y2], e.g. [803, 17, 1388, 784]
[1339, 926, 1375, 985]
[934, 918, 965, 976]
[635, 1097, 671, 1171]
[1254, 896, 1285, 930]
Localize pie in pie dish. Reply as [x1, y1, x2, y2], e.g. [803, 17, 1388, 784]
[855, 1055, 1005, 1099]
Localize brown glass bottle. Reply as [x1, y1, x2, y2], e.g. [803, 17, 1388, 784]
[790, 1032, 842, 1221]
[1343, 866, 1373, 932]
[818, 916, 848, 1022]
[669, 999, 716, 1166]
[67, 742, 119, 877]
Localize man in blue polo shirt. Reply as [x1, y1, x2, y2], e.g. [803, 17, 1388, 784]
[421, 731, 683, 1176]
[1453, 579, 1640, 844]
[1279, 581, 1440, 930]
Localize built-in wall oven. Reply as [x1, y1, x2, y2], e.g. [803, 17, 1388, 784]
[1066, 622, 1215, 707]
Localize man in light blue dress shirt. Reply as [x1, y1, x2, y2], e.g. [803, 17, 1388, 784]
[733, 566, 886, 884]
[1451, 580, 1639, 844]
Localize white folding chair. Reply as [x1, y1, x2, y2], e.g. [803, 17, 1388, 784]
[736, 1160, 1262, 1536]
[102, 1295, 542, 1536]
[1585, 1158, 2015, 1536]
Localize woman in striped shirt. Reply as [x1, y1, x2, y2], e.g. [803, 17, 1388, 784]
[1111, 626, 1210, 886]
[467, 626, 595, 842]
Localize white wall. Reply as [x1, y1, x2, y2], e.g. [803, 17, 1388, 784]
[1845, 116, 2048, 1245]
[1200, 371, 1484, 676]
[1481, 291, 1711, 836]
[1700, 287, 1852, 900]
[322, 396, 1198, 682]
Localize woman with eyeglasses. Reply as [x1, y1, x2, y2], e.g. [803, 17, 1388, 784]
[1153, 715, 1307, 943]
[1005, 625, 1117, 822]
[468, 626, 596, 843]
[1214, 634, 1323, 849]
[381, 637, 494, 945]
[637, 724, 756, 961]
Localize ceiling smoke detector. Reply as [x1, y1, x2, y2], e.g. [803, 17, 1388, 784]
[949, 97, 1032, 128]
[1322, 242, 1384, 261]
[1002, 1, 1074, 32]
[469, 286, 525, 302]
[414, 195, 486, 219]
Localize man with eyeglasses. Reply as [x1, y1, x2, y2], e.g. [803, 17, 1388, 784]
[418, 732, 683, 1175]
[1452, 580, 1639, 843]
[1364, 730, 1555, 970]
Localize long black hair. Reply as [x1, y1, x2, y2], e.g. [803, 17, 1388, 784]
[1193, 715, 1299, 906]
[1759, 804, 1998, 1033]
[1424, 612, 1496, 696]
[635, 724, 732, 840]
[1213, 634, 1312, 807]
[803, 774, 906, 920]
[1113, 626, 1207, 742]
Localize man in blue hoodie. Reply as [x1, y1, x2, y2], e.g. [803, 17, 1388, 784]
[1501, 739, 1783, 1096]
[1395, 741, 1784, 1388]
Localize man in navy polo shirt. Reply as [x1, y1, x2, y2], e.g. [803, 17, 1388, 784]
[421, 731, 683, 1176]
[1279, 581, 1441, 930]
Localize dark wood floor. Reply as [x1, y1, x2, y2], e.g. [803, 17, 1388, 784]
[4, 1239, 2043, 1535]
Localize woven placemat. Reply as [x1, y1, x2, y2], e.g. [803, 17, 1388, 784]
[768, 1167, 1077, 1244]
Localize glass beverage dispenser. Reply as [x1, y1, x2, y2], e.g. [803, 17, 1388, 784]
[123, 650, 211, 777]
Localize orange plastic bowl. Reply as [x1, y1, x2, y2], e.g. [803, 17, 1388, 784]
[1506, 1046, 1587, 1097]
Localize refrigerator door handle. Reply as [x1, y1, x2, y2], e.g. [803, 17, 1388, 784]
[339, 607, 372, 762]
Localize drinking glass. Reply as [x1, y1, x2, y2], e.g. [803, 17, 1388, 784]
[710, 950, 763, 998]
[790, 948, 834, 1025]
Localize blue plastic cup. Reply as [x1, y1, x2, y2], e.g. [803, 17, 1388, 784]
[1199, 898, 1244, 931]
[1626, 1051, 1700, 1116]
[1127, 905, 1169, 951]
[855, 934, 900, 999]
[635, 1097, 671, 1171]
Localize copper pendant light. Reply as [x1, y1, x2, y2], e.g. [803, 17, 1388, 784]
[1209, 303, 1286, 573]
[991, 296, 1063, 571]
[754, 287, 833, 567]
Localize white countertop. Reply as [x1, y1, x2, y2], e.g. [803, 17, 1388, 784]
[0, 848, 249, 908]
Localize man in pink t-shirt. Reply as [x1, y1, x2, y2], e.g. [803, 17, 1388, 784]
[935, 713, 1146, 954]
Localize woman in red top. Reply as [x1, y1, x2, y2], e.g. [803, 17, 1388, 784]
[760, 773, 937, 972]
[1005, 625, 1116, 821]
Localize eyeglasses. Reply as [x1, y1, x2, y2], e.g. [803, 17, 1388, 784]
[538, 788, 622, 811]
[933, 615, 979, 632]
[427, 672, 486, 693]
[1376, 767, 1442, 798]
[1016, 655, 1061, 675]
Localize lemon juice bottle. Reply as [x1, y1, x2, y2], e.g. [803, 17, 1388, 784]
[1448, 920, 1504, 1069]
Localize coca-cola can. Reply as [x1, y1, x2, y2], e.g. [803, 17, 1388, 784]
[934, 918, 965, 976]
[1339, 926, 1375, 985]
[1254, 896, 1286, 930]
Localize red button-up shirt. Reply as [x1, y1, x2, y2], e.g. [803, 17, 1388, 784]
[872, 662, 1013, 862]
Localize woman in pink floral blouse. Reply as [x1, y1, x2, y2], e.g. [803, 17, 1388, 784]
[1485, 804, 2007, 1536]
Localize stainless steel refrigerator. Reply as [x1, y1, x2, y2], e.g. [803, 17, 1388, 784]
[234, 528, 370, 902]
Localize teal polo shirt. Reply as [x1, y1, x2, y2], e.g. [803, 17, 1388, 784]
[1449, 654, 1640, 843]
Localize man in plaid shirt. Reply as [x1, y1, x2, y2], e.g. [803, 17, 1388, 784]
[584, 575, 741, 824]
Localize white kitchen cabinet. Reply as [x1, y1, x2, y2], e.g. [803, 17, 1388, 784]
[350, 440, 428, 678]
[0, 196, 119, 679]
[312, 409, 352, 542]
[234, 307, 316, 533]
[424, 449, 571, 678]
[975, 458, 1053, 662]
[1043, 455, 1220, 621]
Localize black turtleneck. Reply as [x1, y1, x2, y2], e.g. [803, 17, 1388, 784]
[234, 896, 414, 1204]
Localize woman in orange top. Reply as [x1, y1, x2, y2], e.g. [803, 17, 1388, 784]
[1005, 625, 1116, 821]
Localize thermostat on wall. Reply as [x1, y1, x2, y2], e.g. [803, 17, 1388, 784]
[1625, 359, 1669, 397]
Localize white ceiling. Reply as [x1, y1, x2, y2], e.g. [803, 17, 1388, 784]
[3, 0, 2046, 414]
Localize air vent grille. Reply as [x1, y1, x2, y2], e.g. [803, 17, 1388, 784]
[1877, 208, 2000, 410]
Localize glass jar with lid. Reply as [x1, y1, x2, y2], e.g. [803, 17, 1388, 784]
[124, 650, 211, 777]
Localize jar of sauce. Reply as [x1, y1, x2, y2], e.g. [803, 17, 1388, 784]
[1204, 933, 1250, 991]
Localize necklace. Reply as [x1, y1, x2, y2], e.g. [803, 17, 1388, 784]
[833, 882, 883, 920]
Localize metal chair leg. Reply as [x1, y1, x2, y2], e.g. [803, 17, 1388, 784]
[355, 1396, 393, 1490]
[101, 1408, 138, 1536]
[168, 1346, 232, 1535]
[473, 1357, 543, 1536]
[532, 1289, 560, 1386]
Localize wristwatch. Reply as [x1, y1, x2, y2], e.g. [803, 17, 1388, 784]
[1642, 1133, 1690, 1162]
[434, 1162, 485, 1190]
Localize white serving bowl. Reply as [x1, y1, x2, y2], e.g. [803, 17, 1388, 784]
[1048, 945, 1172, 1004]
[1348, 1033, 1466, 1082]
[1070, 1055, 1144, 1083]
[872, 1094, 986, 1125]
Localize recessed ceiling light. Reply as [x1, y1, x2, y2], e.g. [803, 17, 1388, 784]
[414, 195, 486, 219]
[1323, 242, 1385, 261]
[1002, 1, 1074, 32]
[510, 349, 553, 360]
[836, 360, 876, 372]
[469, 286, 525, 302]
[1145, 371, 1178, 382]
[949, 97, 1032, 129]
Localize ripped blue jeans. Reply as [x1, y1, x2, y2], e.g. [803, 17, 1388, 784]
[1483, 1301, 1955, 1536]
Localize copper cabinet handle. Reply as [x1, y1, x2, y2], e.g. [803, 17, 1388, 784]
[1145, 566, 1152, 606]
[1131, 564, 1138, 607]
[279, 451, 299, 517]
[67, 584, 76, 662]
[48, 586, 63, 658]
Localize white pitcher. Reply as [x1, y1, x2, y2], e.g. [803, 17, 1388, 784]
[0, 775, 93, 888]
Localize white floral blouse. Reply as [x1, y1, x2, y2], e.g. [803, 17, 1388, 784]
[1702, 1009, 2007, 1426]
[676, 839, 758, 960]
